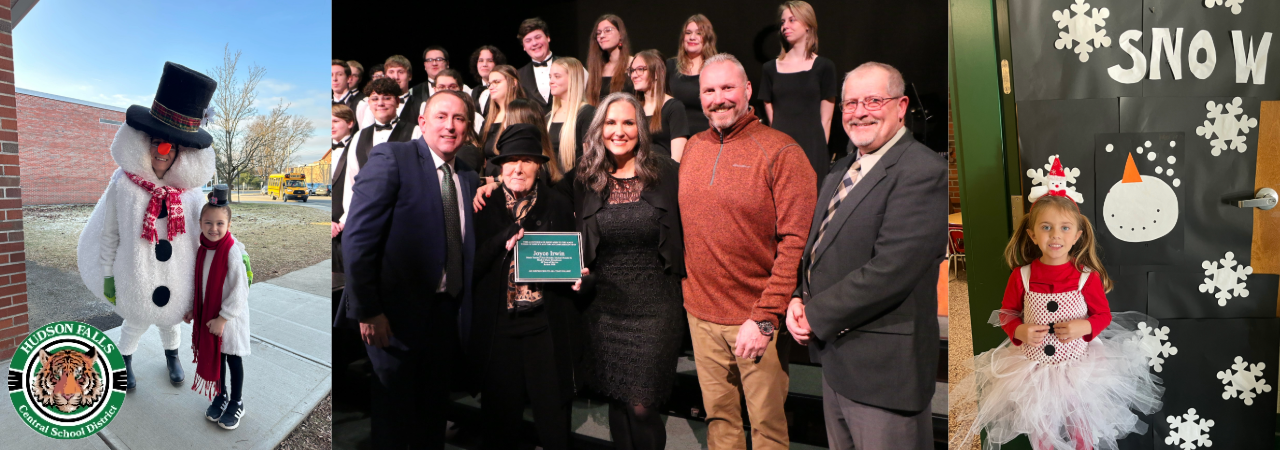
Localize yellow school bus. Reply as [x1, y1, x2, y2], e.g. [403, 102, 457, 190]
[267, 173, 309, 202]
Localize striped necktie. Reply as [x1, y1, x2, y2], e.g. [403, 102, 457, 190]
[812, 159, 862, 260]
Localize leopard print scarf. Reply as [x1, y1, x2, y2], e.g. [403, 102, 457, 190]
[504, 185, 543, 312]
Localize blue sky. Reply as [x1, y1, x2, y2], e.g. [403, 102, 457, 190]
[15, 0, 331, 164]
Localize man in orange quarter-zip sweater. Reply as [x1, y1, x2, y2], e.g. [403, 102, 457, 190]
[678, 53, 816, 450]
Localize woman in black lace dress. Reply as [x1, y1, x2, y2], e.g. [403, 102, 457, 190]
[572, 92, 684, 450]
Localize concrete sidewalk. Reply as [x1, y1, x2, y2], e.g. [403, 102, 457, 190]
[1, 259, 333, 450]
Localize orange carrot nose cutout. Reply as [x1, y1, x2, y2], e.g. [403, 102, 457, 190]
[1122, 152, 1142, 183]
[158, 143, 172, 155]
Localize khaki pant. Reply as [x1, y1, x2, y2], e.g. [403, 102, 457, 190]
[687, 312, 790, 450]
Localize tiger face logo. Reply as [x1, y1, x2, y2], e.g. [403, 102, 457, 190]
[8, 321, 126, 439]
[32, 348, 105, 413]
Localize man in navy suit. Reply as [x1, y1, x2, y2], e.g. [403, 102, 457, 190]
[336, 89, 478, 450]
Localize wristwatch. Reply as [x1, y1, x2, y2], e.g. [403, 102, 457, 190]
[756, 320, 775, 336]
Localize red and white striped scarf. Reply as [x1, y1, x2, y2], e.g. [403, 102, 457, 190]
[124, 171, 187, 242]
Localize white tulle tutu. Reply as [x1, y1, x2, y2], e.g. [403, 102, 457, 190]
[951, 312, 1164, 450]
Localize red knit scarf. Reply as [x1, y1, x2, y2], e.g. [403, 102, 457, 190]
[124, 171, 187, 242]
[191, 233, 234, 399]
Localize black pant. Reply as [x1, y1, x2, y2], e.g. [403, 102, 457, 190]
[219, 353, 244, 403]
[481, 328, 570, 450]
[367, 294, 461, 450]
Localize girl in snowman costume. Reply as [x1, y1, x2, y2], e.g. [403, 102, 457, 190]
[951, 192, 1164, 450]
[77, 62, 217, 391]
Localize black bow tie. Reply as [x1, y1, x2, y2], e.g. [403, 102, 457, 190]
[532, 57, 551, 67]
[332, 141, 345, 149]
[374, 121, 396, 131]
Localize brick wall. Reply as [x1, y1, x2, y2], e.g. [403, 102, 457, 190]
[948, 99, 960, 214]
[16, 89, 124, 205]
[0, 0, 28, 361]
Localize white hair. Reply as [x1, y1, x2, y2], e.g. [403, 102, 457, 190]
[844, 62, 905, 98]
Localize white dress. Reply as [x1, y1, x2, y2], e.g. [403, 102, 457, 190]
[199, 238, 251, 356]
[951, 265, 1164, 450]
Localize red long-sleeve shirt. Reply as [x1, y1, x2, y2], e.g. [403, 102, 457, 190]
[1000, 259, 1112, 345]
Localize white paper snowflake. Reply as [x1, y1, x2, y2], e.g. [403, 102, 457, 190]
[1136, 322, 1177, 372]
[1204, 0, 1244, 15]
[1195, 97, 1258, 156]
[1026, 155, 1084, 203]
[1166, 408, 1215, 449]
[1199, 251, 1253, 306]
[1217, 356, 1271, 405]
[1053, 0, 1112, 62]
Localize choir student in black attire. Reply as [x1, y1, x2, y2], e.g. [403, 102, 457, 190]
[547, 56, 595, 169]
[665, 14, 717, 136]
[480, 65, 529, 172]
[333, 60, 360, 112]
[336, 78, 421, 229]
[412, 46, 471, 100]
[631, 50, 690, 161]
[759, 0, 839, 180]
[346, 60, 364, 97]
[364, 64, 384, 89]
[586, 14, 634, 106]
[330, 103, 356, 276]
[516, 18, 557, 113]
[469, 123, 581, 450]
[470, 45, 506, 117]
[356, 55, 420, 129]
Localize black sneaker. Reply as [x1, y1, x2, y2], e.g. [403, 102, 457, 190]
[205, 393, 228, 422]
[218, 401, 244, 430]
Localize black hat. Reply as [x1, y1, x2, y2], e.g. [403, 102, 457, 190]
[490, 123, 549, 166]
[125, 62, 218, 149]
[207, 184, 230, 207]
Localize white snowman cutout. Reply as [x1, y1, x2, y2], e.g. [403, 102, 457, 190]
[1102, 152, 1179, 242]
[1028, 155, 1084, 204]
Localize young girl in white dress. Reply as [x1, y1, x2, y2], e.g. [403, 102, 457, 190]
[952, 193, 1163, 450]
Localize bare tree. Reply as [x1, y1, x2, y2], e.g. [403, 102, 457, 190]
[207, 45, 266, 195]
[251, 101, 314, 177]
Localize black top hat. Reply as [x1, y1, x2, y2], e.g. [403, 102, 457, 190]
[125, 62, 218, 149]
[490, 123, 549, 166]
[207, 184, 230, 207]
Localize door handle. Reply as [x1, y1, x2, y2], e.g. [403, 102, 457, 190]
[1237, 187, 1279, 210]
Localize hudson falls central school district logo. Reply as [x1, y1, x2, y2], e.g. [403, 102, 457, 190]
[7, 321, 127, 439]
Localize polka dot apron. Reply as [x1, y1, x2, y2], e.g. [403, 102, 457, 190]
[1019, 264, 1090, 365]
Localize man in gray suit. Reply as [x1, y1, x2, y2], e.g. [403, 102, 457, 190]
[786, 62, 946, 449]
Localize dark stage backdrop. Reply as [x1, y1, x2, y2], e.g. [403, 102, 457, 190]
[332, 0, 948, 156]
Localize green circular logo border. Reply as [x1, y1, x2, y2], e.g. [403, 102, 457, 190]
[7, 321, 126, 439]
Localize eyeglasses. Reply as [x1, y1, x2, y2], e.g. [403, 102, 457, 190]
[841, 96, 901, 112]
[424, 57, 446, 63]
[596, 27, 617, 37]
[627, 66, 649, 76]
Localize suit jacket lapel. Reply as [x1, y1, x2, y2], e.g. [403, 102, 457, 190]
[810, 135, 913, 266]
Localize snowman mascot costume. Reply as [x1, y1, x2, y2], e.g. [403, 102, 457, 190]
[77, 62, 217, 391]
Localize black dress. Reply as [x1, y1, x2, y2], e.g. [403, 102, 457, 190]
[584, 176, 684, 406]
[759, 56, 839, 178]
[548, 104, 597, 163]
[666, 57, 710, 135]
[597, 76, 635, 103]
[645, 98, 690, 158]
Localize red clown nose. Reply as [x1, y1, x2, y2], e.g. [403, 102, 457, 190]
[158, 143, 172, 155]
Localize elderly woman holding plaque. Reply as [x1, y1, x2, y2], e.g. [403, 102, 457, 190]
[571, 92, 685, 449]
[468, 122, 582, 450]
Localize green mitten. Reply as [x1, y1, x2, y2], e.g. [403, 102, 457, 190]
[243, 254, 254, 286]
[104, 277, 116, 305]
